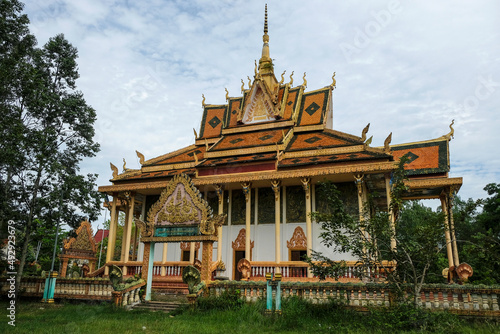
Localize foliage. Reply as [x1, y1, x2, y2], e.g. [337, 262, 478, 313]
[2, 301, 497, 334]
[196, 288, 244, 311]
[306, 157, 449, 306]
[0, 0, 101, 294]
[367, 303, 463, 332]
[453, 184, 500, 285]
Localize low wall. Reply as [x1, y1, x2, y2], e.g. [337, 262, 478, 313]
[207, 281, 500, 316]
[0, 276, 113, 301]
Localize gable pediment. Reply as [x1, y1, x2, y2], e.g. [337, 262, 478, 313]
[239, 80, 279, 124]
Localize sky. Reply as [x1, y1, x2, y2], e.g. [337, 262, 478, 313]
[22, 0, 500, 227]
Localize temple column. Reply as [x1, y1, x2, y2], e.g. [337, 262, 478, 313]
[122, 193, 135, 275]
[355, 175, 369, 258]
[131, 214, 139, 261]
[272, 180, 281, 273]
[440, 194, 455, 269]
[242, 182, 252, 260]
[215, 185, 224, 263]
[161, 244, 168, 276]
[301, 178, 312, 278]
[144, 242, 155, 301]
[189, 242, 196, 264]
[385, 174, 397, 250]
[449, 192, 460, 266]
[201, 241, 214, 282]
[105, 194, 118, 276]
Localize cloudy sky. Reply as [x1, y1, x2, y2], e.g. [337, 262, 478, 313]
[22, 0, 500, 224]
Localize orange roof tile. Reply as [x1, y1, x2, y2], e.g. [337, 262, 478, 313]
[391, 140, 448, 175]
[199, 105, 227, 139]
[286, 131, 360, 152]
[296, 88, 329, 126]
[210, 128, 288, 151]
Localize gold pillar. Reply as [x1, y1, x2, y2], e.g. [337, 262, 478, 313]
[161, 244, 168, 276]
[216, 185, 224, 263]
[449, 192, 460, 266]
[123, 193, 135, 263]
[141, 242, 151, 283]
[105, 195, 118, 275]
[122, 193, 135, 276]
[189, 242, 196, 264]
[201, 241, 214, 282]
[301, 178, 312, 278]
[272, 181, 281, 273]
[242, 182, 252, 261]
[440, 195, 454, 268]
[355, 175, 369, 257]
[385, 174, 397, 250]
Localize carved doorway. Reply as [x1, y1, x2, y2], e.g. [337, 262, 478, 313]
[287, 226, 307, 276]
[231, 228, 254, 280]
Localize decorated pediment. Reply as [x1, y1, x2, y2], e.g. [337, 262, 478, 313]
[136, 174, 226, 240]
[239, 80, 279, 124]
[63, 220, 97, 255]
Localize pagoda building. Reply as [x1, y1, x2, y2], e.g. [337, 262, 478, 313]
[98, 7, 463, 285]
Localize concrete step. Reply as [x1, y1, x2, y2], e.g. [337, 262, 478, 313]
[130, 301, 186, 313]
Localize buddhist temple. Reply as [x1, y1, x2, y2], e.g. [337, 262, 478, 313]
[97, 6, 464, 290]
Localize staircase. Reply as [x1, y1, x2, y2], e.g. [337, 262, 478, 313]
[129, 292, 188, 313]
[130, 300, 186, 313]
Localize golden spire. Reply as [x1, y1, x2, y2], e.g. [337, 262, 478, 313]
[259, 4, 273, 75]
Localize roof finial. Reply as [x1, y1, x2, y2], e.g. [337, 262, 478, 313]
[259, 4, 271, 67]
[264, 4, 268, 35]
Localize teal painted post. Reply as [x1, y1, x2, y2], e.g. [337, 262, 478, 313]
[48, 276, 57, 301]
[145, 242, 155, 301]
[265, 272, 273, 313]
[276, 280, 282, 312]
[266, 280, 272, 311]
[42, 275, 50, 302]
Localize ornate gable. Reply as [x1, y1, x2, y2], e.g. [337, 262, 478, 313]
[239, 80, 279, 124]
[63, 220, 97, 255]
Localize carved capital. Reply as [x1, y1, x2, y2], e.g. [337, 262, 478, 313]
[300, 178, 310, 199]
[354, 174, 364, 196]
[241, 182, 251, 203]
[215, 184, 224, 205]
[271, 180, 281, 201]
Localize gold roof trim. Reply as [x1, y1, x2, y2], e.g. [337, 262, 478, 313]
[404, 177, 463, 189]
[111, 169, 141, 181]
[195, 137, 219, 146]
[98, 161, 397, 194]
[293, 124, 326, 133]
[204, 143, 286, 159]
[142, 162, 196, 173]
[385, 136, 448, 148]
[142, 144, 197, 166]
[283, 145, 366, 159]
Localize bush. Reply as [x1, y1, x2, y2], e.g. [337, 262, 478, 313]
[196, 289, 244, 311]
[368, 303, 463, 332]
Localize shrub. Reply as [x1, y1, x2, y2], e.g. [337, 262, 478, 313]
[196, 288, 244, 311]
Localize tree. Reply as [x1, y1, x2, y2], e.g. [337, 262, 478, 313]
[453, 185, 500, 284]
[0, 0, 101, 297]
[306, 158, 448, 306]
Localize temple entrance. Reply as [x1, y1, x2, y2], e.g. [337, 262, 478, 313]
[135, 174, 226, 300]
[233, 251, 245, 281]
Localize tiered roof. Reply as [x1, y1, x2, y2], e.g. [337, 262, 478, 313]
[100, 7, 461, 200]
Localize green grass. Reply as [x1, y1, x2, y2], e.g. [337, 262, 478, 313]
[0, 298, 497, 334]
